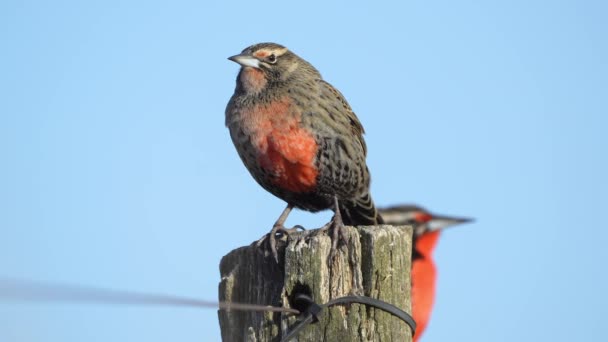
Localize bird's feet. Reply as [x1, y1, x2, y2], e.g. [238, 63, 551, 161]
[318, 203, 346, 260]
[255, 224, 305, 263]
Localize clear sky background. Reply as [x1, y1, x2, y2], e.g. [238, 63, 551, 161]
[1, 0, 606, 341]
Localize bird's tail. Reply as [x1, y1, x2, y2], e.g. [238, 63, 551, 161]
[340, 193, 384, 226]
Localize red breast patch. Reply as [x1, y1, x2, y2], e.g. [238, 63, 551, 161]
[243, 98, 319, 192]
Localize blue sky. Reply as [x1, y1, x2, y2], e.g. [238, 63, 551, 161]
[1, 0, 606, 341]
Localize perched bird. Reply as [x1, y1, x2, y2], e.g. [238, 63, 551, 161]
[379, 205, 473, 342]
[226, 43, 383, 261]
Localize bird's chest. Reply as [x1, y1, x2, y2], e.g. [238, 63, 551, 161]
[234, 98, 319, 192]
[239, 68, 267, 94]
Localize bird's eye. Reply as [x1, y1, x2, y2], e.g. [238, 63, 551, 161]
[267, 54, 277, 63]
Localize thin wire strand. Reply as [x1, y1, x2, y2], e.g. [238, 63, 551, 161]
[0, 277, 299, 315]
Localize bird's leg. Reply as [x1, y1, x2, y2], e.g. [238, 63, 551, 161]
[318, 195, 346, 256]
[255, 203, 304, 262]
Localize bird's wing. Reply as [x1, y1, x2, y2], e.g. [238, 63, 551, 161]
[317, 79, 367, 156]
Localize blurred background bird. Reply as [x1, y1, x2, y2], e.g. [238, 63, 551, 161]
[380, 205, 473, 341]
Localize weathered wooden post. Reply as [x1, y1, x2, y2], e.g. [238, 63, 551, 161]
[218, 225, 413, 342]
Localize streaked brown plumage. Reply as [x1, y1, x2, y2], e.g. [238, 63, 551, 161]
[225, 43, 382, 260]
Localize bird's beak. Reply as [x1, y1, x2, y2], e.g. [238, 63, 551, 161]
[228, 53, 261, 69]
[427, 215, 474, 231]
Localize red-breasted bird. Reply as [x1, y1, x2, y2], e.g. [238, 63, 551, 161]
[226, 43, 383, 261]
[379, 205, 472, 341]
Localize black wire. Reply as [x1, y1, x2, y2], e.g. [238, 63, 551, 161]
[281, 294, 416, 342]
[0, 277, 416, 340]
[0, 277, 299, 314]
[325, 295, 416, 331]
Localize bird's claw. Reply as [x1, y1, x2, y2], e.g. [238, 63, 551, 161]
[255, 225, 305, 263]
[318, 215, 346, 260]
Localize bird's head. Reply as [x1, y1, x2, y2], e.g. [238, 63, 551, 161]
[228, 43, 319, 94]
[379, 205, 473, 238]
